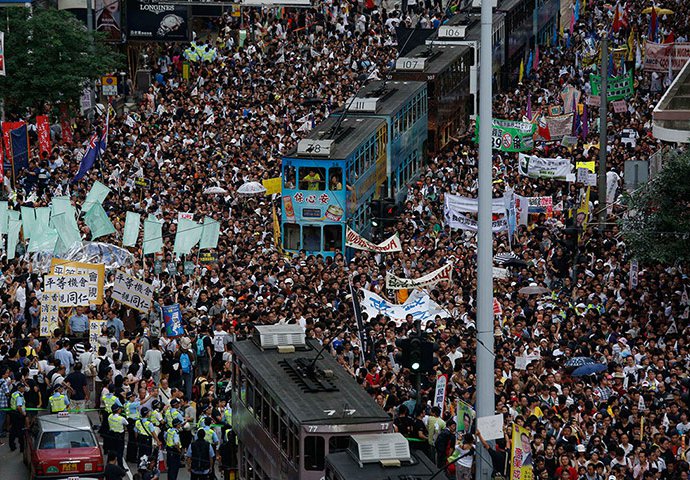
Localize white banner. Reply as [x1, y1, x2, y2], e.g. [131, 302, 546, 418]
[44, 274, 91, 306]
[444, 193, 507, 215]
[89, 319, 106, 348]
[385, 263, 453, 290]
[518, 153, 572, 180]
[444, 207, 508, 232]
[644, 41, 690, 72]
[112, 271, 154, 313]
[360, 288, 448, 324]
[433, 375, 448, 416]
[40, 293, 60, 337]
[345, 227, 402, 253]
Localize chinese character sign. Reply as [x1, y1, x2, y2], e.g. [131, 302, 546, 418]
[112, 270, 154, 313]
[511, 424, 534, 480]
[90, 319, 106, 348]
[43, 274, 91, 307]
[51, 260, 105, 304]
[162, 304, 184, 337]
[39, 292, 60, 337]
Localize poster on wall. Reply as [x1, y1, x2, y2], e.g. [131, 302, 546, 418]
[95, 0, 121, 41]
[126, 0, 189, 41]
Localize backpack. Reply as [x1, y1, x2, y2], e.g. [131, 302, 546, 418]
[196, 336, 207, 357]
[180, 353, 191, 374]
[97, 357, 112, 381]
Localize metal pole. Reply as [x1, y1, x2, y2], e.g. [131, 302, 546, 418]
[86, 0, 96, 121]
[476, 0, 495, 477]
[597, 37, 608, 231]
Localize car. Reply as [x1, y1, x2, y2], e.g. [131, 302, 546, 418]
[23, 413, 105, 480]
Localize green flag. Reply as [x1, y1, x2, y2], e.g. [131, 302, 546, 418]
[84, 204, 116, 240]
[174, 218, 202, 255]
[590, 71, 633, 101]
[199, 216, 220, 250]
[474, 117, 536, 152]
[20, 207, 37, 239]
[7, 210, 20, 222]
[51, 196, 72, 216]
[82, 181, 111, 214]
[7, 218, 22, 260]
[0, 201, 8, 235]
[143, 216, 163, 255]
[52, 206, 82, 250]
[123, 212, 141, 247]
[28, 208, 58, 253]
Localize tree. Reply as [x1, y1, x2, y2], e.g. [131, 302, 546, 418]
[0, 8, 122, 114]
[620, 150, 690, 264]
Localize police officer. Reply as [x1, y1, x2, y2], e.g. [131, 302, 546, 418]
[9, 383, 27, 452]
[165, 398, 184, 427]
[48, 383, 70, 413]
[218, 427, 238, 480]
[108, 404, 128, 467]
[100, 387, 122, 453]
[165, 418, 184, 480]
[197, 403, 213, 430]
[135, 407, 160, 461]
[198, 415, 219, 448]
[124, 391, 140, 463]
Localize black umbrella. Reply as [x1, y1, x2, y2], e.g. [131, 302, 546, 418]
[564, 357, 596, 368]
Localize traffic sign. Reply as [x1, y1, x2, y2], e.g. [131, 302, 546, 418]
[102, 75, 118, 96]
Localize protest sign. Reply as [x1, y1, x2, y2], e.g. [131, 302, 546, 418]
[477, 414, 504, 441]
[612, 100, 627, 113]
[456, 400, 476, 433]
[162, 304, 184, 336]
[262, 177, 282, 195]
[51, 260, 105, 304]
[39, 292, 60, 337]
[346, 227, 402, 253]
[44, 273, 91, 306]
[89, 319, 106, 348]
[511, 424, 534, 480]
[444, 193, 507, 215]
[590, 71, 634, 101]
[385, 263, 453, 290]
[644, 41, 690, 72]
[433, 375, 448, 416]
[112, 271, 154, 313]
[474, 117, 535, 152]
[360, 288, 448, 324]
[518, 153, 572, 181]
[534, 114, 574, 141]
[444, 208, 508, 232]
[199, 252, 219, 265]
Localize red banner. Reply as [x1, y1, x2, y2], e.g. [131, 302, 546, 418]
[644, 41, 690, 72]
[36, 115, 51, 158]
[59, 105, 73, 145]
[2, 121, 23, 162]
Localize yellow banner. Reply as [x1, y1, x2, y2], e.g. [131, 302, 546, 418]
[576, 187, 591, 242]
[50, 260, 105, 305]
[272, 204, 281, 250]
[262, 177, 282, 196]
[576, 161, 595, 172]
[511, 424, 534, 480]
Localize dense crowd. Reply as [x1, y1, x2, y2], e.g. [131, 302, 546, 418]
[1, 0, 689, 479]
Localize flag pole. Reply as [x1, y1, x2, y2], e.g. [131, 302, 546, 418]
[597, 36, 608, 231]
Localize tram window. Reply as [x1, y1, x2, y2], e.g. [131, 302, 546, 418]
[299, 167, 326, 191]
[304, 435, 325, 471]
[303, 225, 321, 252]
[284, 223, 300, 250]
[328, 435, 350, 453]
[284, 165, 296, 189]
[270, 403, 279, 441]
[323, 225, 342, 252]
[328, 168, 343, 190]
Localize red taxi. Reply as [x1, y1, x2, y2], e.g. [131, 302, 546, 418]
[23, 413, 105, 479]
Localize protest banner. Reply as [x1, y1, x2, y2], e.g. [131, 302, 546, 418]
[590, 71, 634, 101]
[612, 100, 627, 113]
[456, 400, 476, 433]
[526, 196, 553, 214]
[262, 177, 282, 195]
[162, 304, 184, 336]
[385, 263, 453, 290]
[477, 414, 504, 441]
[36, 115, 51, 157]
[644, 41, 690, 72]
[199, 251, 219, 265]
[444, 193, 507, 214]
[360, 288, 448, 324]
[89, 319, 106, 348]
[474, 117, 535, 152]
[444, 208, 508, 232]
[112, 270, 154, 313]
[433, 374, 448, 416]
[43, 273, 91, 306]
[518, 153, 572, 181]
[51, 260, 105, 304]
[586, 95, 601, 107]
[39, 292, 60, 337]
[346, 227, 402, 253]
[511, 424, 534, 480]
[534, 113, 574, 141]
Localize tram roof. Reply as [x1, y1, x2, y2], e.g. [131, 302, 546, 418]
[232, 337, 391, 425]
[346, 80, 427, 116]
[398, 44, 471, 75]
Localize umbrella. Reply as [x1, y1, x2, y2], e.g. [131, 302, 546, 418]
[237, 182, 267, 195]
[519, 285, 550, 295]
[571, 363, 607, 376]
[494, 252, 520, 265]
[504, 258, 528, 268]
[641, 7, 673, 14]
[203, 186, 228, 194]
[564, 357, 596, 368]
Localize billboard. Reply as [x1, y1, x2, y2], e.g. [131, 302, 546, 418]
[126, 0, 189, 41]
[96, 0, 121, 42]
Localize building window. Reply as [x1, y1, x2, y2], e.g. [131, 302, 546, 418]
[283, 223, 300, 251]
[323, 225, 343, 252]
[304, 435, 325, 471]
[303, 225, 321, 252]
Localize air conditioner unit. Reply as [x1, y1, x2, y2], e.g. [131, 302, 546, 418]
[254, 325, 306, 350]
[349, 433, 411, 466]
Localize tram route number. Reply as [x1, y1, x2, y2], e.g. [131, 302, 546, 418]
[395, 57, 427, 71]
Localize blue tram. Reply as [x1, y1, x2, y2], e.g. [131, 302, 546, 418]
[342, 80, 428, 204]
[281, 116, 388, 257]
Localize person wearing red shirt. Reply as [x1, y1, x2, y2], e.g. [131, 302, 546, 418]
[555, 454, 578, 480]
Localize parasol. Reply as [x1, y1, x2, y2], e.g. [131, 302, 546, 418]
[237, 182, 267, 195]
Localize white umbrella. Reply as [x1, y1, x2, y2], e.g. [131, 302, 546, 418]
[203, 186, 228, 194]
[237, 181, 267, 195]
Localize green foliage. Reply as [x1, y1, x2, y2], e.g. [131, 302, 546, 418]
[0, 8, 122, 114]
[620, 150, 690, 264]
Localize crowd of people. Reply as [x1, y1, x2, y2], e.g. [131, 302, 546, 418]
[0, 0, 689, 479]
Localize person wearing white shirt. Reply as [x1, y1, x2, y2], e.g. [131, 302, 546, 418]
[143, 342, 163, 386]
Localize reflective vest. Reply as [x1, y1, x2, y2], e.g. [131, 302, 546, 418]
[198, 425, 214, 444]
[10, 391, 23, 411]
[222, 408, 233, 426]
[151, 410, 163, 426]
[165, 408, 180, 426]
[103, 394, 118, 414]
[135, 418, 153, 436]
[49, 394, 67, 413]
[108, 413, 126, 433]
[124, 401, 140, 420]
[165, 428, 180, 448]
[197, 414, 209, 430]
